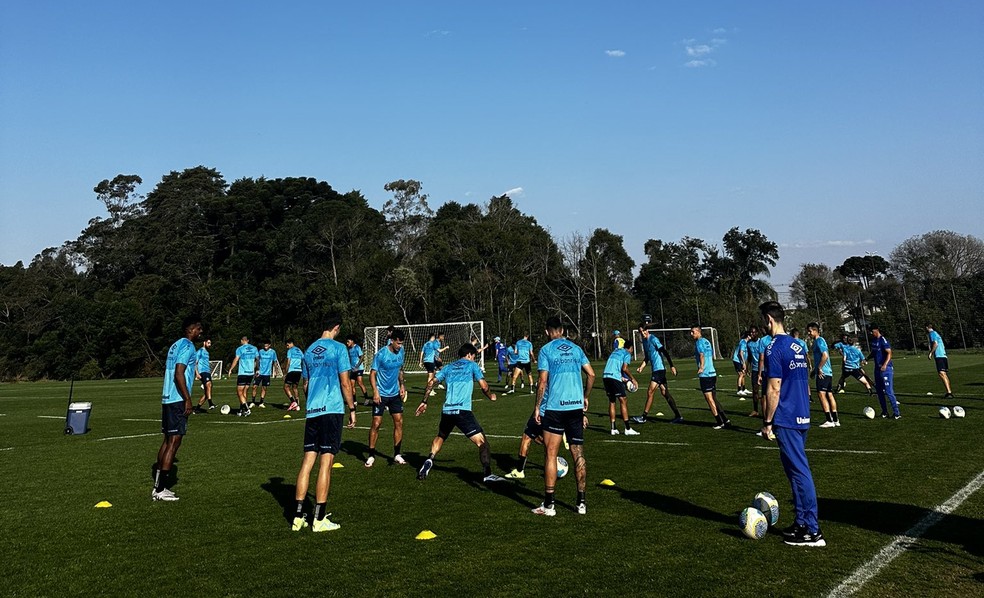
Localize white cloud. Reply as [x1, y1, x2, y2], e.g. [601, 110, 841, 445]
[686, 44, 712, 57]
[713, 27, 727, 34]
[780, 239, 877, 249]
[681, 34, 728, 67]
[605, 49, 626, 57]
[711, 38, 727, 45]
[425, 30, 450, 37]
[685, 59, 716, 68]
[502, 187, 524, 197]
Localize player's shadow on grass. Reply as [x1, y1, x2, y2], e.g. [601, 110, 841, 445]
[261, 476, 303, 524]
[819, 497, 984, 557]
[433, 462, 542, 509]
[613, 486, 733, 526]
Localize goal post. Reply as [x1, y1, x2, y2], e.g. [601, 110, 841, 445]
[364, 321, 486, 374]
[209, 360, 224, 380]
[631, 327, 724, 362]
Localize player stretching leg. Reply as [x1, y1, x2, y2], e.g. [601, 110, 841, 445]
[926, 324, 954, 399]
[833, 335, 874, 394]
[367, 329, 408, 467]
[415, 344, 503, 483]
[227, 336, 258, 417]
[602, 338, 639, 435]
[692, 326, 730, 429]
[630, 323, 682, 424]
[807, 324, 839, 428]
[532, 317, 594, 516]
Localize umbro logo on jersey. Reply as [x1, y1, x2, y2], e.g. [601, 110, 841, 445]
[312, 346, 327, 355]
[791, 343, 803, 353]
[559, 343, 572, 352]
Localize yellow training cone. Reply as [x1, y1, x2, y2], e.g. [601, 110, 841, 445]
[283, 415, 291, 419]
[332, 462, 344, 468]
[654, 412, 664, 417]
[599, 479, 616, 487]
[415, 530, 437, 540]
[95, 501, 113, 508]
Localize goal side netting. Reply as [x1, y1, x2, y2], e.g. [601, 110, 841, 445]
[631, 327, 724, 362]
[364, 321, 485, 374]
[209, 361, 224, 380]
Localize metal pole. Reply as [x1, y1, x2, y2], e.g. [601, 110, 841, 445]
[950, 283, 968, 350]
[902, 283, 917, 352]
[696, 294, 702, 327]
[734, 295, 740, 341]
[858, 291, 871, 352]
[813, 290, 821, 323]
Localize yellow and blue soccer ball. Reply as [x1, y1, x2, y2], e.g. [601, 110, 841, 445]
[739, 507, 768, 540]
[752, 492, 779, 526]
[556, 456, 569, 478]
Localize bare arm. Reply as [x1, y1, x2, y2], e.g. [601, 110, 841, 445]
[534, 370, 548, 423]
[761, 377, 780, 440]
[582, 363, 595, 412]
[339, 371, 356, 428]
[175, 363, 192, 416]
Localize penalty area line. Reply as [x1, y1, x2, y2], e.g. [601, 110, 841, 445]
[753, 446, 883, 455]
[97, 433, 159, 441]
[827, 468, 984, 598]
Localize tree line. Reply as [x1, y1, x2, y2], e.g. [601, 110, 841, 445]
[1, 166, 981, 380]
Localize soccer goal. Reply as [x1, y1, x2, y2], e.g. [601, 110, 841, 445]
[364, 321, 485, 374]
[209, 361, 223, 380]
[631, 327, 724, 362]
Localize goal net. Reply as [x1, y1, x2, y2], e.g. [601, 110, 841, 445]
[209, 360, 223, 380]
[364, 321, 485, 374]
[631, 327, 724, 363]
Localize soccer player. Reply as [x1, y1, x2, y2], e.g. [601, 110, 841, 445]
[807, 324, 839, 428]
[503, 413, 545, 479]
[283, 339, 304, 411]
[531, 317, 594, 516]
[867, 325, 901, 419]
[631, 323, 682, 424]
[494, 336, 509, 383]
[759, 301, 825, 547]
[692, 325, 730, 429]
[434, 331, 450, 370]
[152, 317, 202, 501]
[291, 315, 356, 532]
[833, 335, 875, 394]
[251, 341, 278, 408]
[345, 335, 370, 402]
[732, 331, 751, 397]
[367, 328, 408, 467]
[420, 332, 440, 395]
[612, 330, 625, 351]
[508, 333, 536, 394]
[746, 326, 765, 417]
[602, 338, 640, 435]
[415, 343, 504, 483]
[227, 336, 258, 417]
[194, 338, 215, 412]
[926, 324, 954, 399]
[790, 328, 808, 352]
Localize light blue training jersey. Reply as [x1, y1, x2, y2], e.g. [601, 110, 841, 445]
[286, 346, 304, 372]
[348, 344, 364, 369]
[515, 339, 534, 363]
[236, 343, 258, 376]
[422, 339, 439, 363]
[812, 337, 833, 376]
[732, 338, 747, 363]
[747, 338, 765, 372]
[163, 338, 197, 405]
[766, 333, 811, 430]
[258, 348, 278, 376]
[694, 337, 716, 378]
[301, 337, 350, 417]
[929, 330, 946, 358]
[603, 348, 631, 379]
[642, 334, 665, 371]
[843, 344, 864, 369]
[435, 358, 484, 413]
[372, 345, 406, 397]
[196, 346, 210, 375]
[538, 338, 589, 414]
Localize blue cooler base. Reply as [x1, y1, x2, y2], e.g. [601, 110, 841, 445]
[66, 402, 92, 435]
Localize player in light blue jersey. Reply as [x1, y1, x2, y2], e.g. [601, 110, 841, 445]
[732, 331, 751, 397]
[833, 335, 875, 395]
[807, 324, 839, 428]
[250, 341, 278, 408]
[531, 317, 595, 517]
[631, 323, 682, 424]
[507, 333, 536, 394]
[193, 338, 215, 413]
[344, 335, 370, 404]
[415, 344, 503, 483]
[692, 326, 730, 429]
[925, 324, 954, 398]
[227, 336, 259, 417]
[152, 317, 203, 502]
[759, 301, 825, 547]
[367, 329, 408, 467]
[283, 339, 305, 411]
[291, 315, 355, 532]
[745, 326, 765, 417]
[602, 338, 640, 435]
[867, 325, 900, 419]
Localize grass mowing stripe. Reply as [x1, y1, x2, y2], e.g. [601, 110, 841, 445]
[96, 433, 159, 441]
[826, 467, 984, 598]
[752, 446, 884, 455]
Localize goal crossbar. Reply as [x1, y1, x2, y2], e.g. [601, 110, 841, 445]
[631, 327, 724, 362]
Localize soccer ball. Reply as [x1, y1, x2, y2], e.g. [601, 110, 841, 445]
[752, 492, 779, 526]
[626, 380, 638, 393]
[953, 406, 966, 418]
[863, 406, 876, 420]
[220, 404, 231, 415]
[556, 456, 569, 478]
[939, 406, 952, 419]
[739, 507, 769, 540]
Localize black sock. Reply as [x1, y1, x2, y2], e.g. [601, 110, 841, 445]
[824, 411, 832, 422]
[544, 491, 555, 508]
[313, 502, 326, 521]
[295, 500, 304, 516]
[153, 468, 165, 492]
[624, 420, 632, 431]
[394, 442, 402, 456]
[577, 491, 585, 505]
[369, 447, 377, 458]
[667, 395, 682, 418]
[484, 463, 492, 476]
[427, 453, 435, 461]
[611, 421, 616, 430]
[642, 411, 649, 418]
[207, 399, 215, 406]
[832, 411, 839, 423]
[518, 455, 528, 472]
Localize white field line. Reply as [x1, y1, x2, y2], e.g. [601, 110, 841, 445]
[827, 468, 984, 597]
[97, 433, 159, 441]
[602, 440, 691, 446]
[451, 432, 522, 439]
[1, 447, 14, 451]
[37, 415, 64, 419]
[206, 419, 297, 426]
[122, 418, 159, 422]
[753, 446, 883, 455]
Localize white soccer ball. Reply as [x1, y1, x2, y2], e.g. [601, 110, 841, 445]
[626, 380, 638, 393]
[220, 404, 231, 415]
[752, 492, 779, 526]
[863, 406, 876, 420]
[953, 406, 966, 418]
[556, 456, 569, 478]
[739, 507, 769, 540]
[939, 406, 951, 419]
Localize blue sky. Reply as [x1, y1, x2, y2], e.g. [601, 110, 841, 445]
[2, 1, 982, 294]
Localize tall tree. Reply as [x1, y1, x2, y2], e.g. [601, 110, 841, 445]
[889, 230, 984, 281]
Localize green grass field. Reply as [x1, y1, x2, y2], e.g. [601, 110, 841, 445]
[2, 353, 982, 597]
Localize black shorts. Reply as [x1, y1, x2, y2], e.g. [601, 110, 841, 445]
[698, 376, 717, 393]
[437, 411, 483, 439]
[935, 357, 949, 373]
[348, 369, 364, 379]
[541, 409, 585, 445]
[284, 371, 302, 385]
[733, 361, 744, 373]
[199, 372, 212, 385]
[603, 377, 627, 401]
[372, 395, 404, 416]
[815, 374, 833, 392]
[524, 414, 543, 440]
[650, 369, 668, 386]
[423, 362, 436, 373]
[435, 359, 443, 369]
[256, 375, 271, 387]
[842, 367, 865, 380]
[161, 402, 187, 436]
[237, 375, 253, 387]
[517, 362, 531, 373]
[303, 413, 343, 455]
[751, 371, 761, 386]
